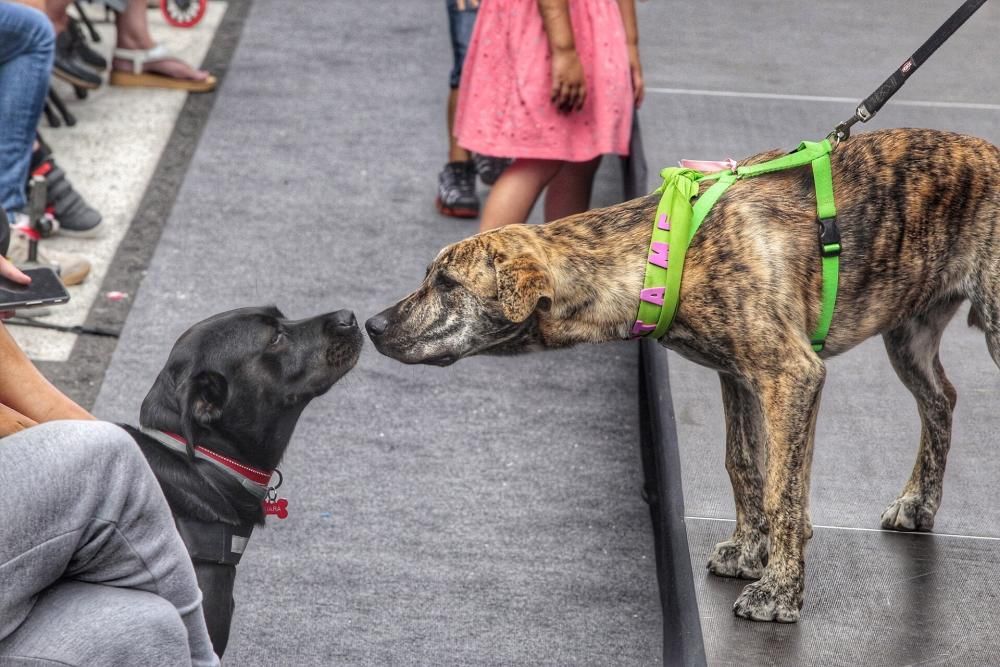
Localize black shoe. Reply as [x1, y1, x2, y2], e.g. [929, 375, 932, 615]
[67, 18, 107, 71]
[473, 153, 512, 186]
[30, 136, 104, 238]
[54, 31, 102, 89]
[435, 161, 479, 219]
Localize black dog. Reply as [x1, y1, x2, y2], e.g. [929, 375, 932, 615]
[122, 306, 362, 655]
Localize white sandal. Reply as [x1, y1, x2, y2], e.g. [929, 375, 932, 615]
[110, 44, 217, 93]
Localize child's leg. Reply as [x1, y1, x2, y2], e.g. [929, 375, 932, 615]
[479, 158, 564, 232]
[446, 0, 477, 163]
[447, 88, 469, 163]
[542, 156, 602, 222]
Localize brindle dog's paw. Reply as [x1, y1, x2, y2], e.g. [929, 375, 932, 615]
[707, 537, 767, 579]
[880, 495, 936, 532]
[732, 576, 802, 623]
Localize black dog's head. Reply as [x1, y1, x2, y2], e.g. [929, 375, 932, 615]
[140, 306, 362, 471]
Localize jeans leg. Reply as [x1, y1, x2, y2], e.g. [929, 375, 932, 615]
[0, 421, 219, 667]
[446, 0, 478, 89]
[0, 4, 54, 216]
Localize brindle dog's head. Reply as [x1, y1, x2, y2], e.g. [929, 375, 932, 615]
[366, 226, 554, 365]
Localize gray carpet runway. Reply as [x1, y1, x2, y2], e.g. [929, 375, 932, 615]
[92, 0, 660, 663]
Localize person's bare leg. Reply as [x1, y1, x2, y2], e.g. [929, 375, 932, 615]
[542, 156, 602, 222]
[43, 0, 73, 33]
[447, 88, 470, 163]
[478, 159, 564, 233]
[113, 0, 210, 81]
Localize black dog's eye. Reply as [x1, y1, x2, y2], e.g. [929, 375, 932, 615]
[268, 330, 285, 348]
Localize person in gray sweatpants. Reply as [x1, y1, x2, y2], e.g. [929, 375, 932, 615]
[0, 420, 220, 666]
[0, 257, 217, 667]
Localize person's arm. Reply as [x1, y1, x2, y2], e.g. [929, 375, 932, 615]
[0, 403, 37, 437]
[616, 0, 644, 107]
[0, 315, 93, 426]
[11, 0, 46, 11]
[537, 0, 586, 112]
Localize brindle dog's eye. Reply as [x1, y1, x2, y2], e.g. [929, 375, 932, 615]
[436, 272, 459, 289]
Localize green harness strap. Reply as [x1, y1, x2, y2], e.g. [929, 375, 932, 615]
[634, 139, 840, 352]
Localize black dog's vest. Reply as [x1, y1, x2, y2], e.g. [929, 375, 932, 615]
[175, 516, 255, 566]
[121, 424, 258, 566]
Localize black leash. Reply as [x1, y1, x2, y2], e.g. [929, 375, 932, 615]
[5, 316, 120, 338]
[830, 0, 988, 144]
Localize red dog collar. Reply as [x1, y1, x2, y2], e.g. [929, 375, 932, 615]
[140, 426, 273, 499]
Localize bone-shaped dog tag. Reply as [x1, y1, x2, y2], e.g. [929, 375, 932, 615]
[263, 497, 288, 519]
[261, 482, 288, 519]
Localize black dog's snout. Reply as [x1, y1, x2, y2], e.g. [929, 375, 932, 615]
[330, 309, 357, 331]
[365, 314, 388, 338]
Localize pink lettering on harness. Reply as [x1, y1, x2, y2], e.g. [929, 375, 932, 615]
[641, 287, 665, 306]
[648, 242, 669, 269]
[630, 320, 656, 337]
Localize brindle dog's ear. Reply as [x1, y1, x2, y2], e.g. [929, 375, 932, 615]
[495, 253, 553, 323]
[179, 370, 228, 455]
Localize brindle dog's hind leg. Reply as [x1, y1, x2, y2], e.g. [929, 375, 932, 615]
[880, 298, 963, 532]
[708, 374, 769, 579]
[971, 269, 1000, 371]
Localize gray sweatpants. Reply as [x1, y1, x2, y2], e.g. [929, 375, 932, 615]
[0, 420, 219, 666]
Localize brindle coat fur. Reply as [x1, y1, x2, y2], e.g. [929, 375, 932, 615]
[366, 128, 1000, 622]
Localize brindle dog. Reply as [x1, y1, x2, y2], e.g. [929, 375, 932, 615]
[366, 128, 1000, 622]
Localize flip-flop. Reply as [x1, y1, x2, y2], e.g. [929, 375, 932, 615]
[109, 44, 217, 93]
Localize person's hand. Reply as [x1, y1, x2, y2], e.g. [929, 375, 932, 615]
[0, 257, 29, 321]
[0, 256, 29, 286]
[627, 42, 644, 108]
[550, 47, 586, 113]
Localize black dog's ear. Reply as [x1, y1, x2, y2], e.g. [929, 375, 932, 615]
[179, 370, 228, 455]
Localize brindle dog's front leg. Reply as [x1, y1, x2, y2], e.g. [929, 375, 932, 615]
[708, 373, 769, 579]
[732, 349, 826, 623]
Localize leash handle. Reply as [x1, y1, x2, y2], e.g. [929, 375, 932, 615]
[832, 0, 987, 142]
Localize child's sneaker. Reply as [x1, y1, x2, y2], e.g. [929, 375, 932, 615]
[435, 161, 479, 219]
[473, 153, 511, 186]
[30, 137, 104, 238]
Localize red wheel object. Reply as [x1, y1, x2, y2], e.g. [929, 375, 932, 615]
[161, 0, 207, 28]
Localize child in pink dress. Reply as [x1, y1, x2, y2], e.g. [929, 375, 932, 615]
[454, 0, 643, 232]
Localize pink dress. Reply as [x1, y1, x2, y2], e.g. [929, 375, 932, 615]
[454, 0, 634, 162]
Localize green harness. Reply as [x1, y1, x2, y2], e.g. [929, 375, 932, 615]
[631, 139, 840, 353]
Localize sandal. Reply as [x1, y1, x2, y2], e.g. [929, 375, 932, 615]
[109, 44, 217, 93]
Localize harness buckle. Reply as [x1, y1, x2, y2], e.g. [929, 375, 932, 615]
[818, 216, 841, 257]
